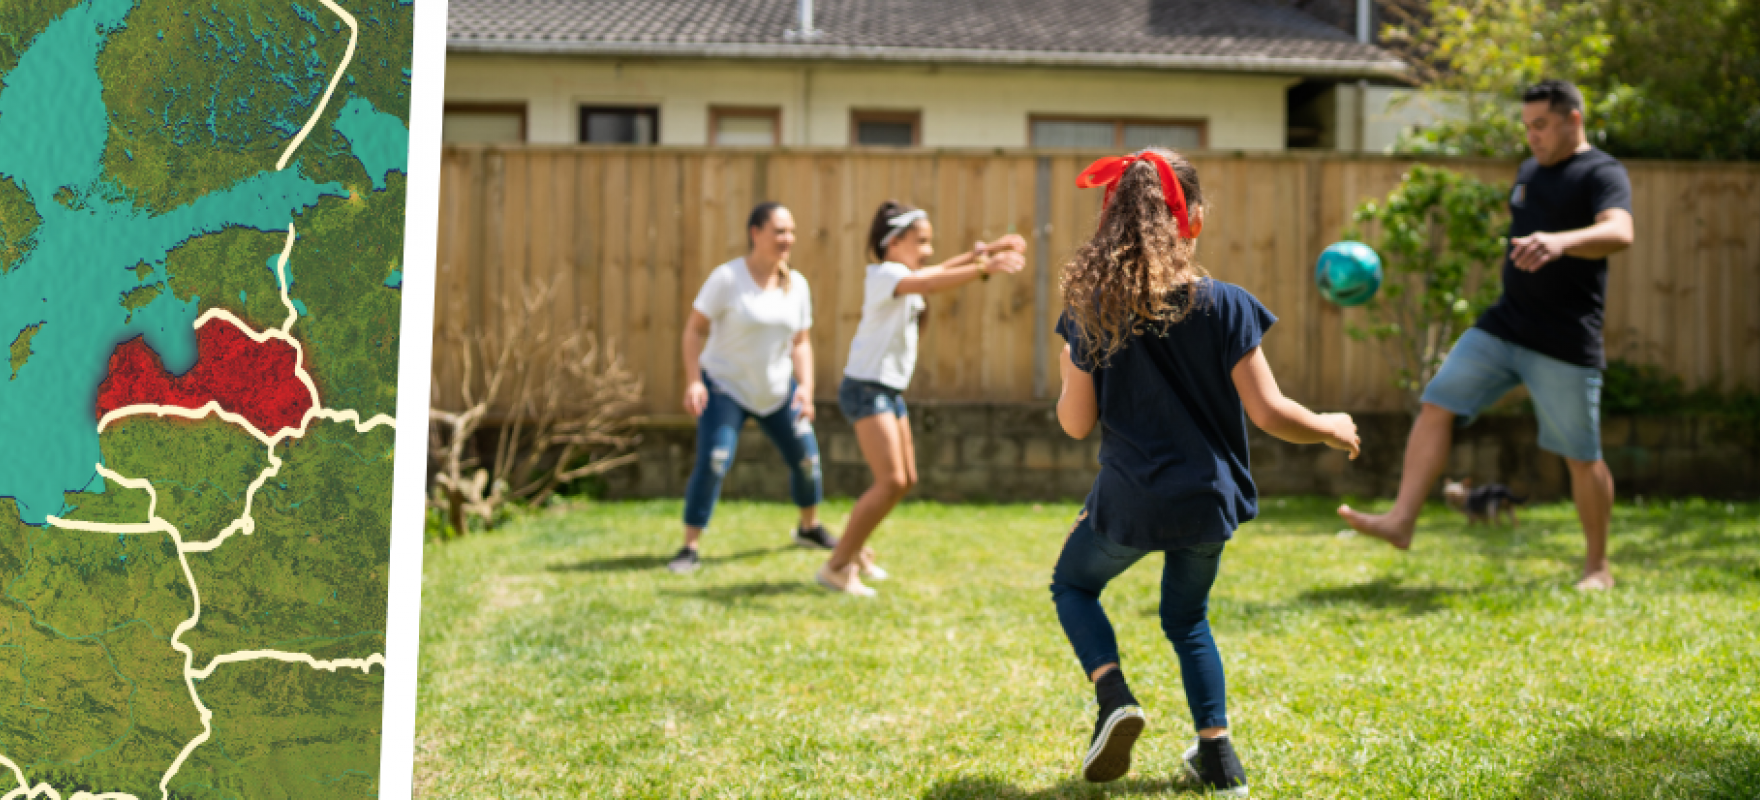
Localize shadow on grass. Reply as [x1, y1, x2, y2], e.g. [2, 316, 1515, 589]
[920, 776, 1197, 799]
[1527, 731, 1760, 799]
[662, 580, 816, 605]
[1295, 576, 1470, 615]
[545, 546, 788, 574]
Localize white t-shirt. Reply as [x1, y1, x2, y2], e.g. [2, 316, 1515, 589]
[694, 258, 813, 415]
[843, 262, 927, 391]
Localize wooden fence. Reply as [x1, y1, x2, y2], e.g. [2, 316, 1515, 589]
[433, 147, 1760, 415]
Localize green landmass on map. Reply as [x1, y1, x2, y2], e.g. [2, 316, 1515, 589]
[170, 660, 383, 800]
[286, 174, 406, 418]
[101, 416, 274, 544]
[132, 261, 153, 280]
[182, 418, 393, 664]
[0, 174, 39, 274]
[120, 281, 163, 322]
[163, 226, 296, 334]
[9, 321, 42, 379]
[0, 499, 202, 799]
[0, 0, 84, 87]
[58, 474, 152, 525]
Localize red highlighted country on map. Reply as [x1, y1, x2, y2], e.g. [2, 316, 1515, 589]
[96, 321, 316, 439]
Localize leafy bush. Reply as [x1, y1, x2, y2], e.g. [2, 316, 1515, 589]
[1345, 165, 1509, 415]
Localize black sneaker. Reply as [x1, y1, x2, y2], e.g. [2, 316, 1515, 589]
[1182, 735, 1250, 796]
[1082, 670, 1146, 783]
[792, 523, 838, 550]
[666, 547, 700, 574]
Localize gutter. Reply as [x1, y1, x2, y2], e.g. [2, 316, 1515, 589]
[446, 38, 1410, 80]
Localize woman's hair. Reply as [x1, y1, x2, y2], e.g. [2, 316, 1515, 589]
[746, 201, 791, 292]
[1059, 147, 1207, 368]
[867, 200, 921, 262]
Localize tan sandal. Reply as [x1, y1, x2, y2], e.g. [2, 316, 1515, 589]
[815, 561, 877, 597]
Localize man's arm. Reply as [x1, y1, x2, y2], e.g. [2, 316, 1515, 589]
[1510, 208, 1634, 271]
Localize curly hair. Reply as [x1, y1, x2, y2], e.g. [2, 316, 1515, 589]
[1059, 148, 1207, 368]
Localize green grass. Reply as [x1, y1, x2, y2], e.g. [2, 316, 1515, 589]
[415, 497, 1760, 799]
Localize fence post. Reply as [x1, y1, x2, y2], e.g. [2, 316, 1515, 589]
[1033, 156, 1052, 400]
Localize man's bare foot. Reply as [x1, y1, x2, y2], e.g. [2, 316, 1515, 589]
[1337, 505, 1415, 550]
[1574, 569, 1615, 591]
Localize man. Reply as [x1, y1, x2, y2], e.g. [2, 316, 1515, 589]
[1339, 79, 1634, 590]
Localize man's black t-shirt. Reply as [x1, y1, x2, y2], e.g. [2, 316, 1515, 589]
[1474, 147, 1632, 369]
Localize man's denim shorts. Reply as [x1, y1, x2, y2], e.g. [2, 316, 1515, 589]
[837, 376, 909, 423]
[1421, 328, 1603, 462]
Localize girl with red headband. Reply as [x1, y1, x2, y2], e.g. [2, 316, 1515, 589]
[1052, 149, 1360, 793]
[813, 200, 1028, 596]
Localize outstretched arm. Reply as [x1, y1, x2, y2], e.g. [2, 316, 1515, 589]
[1056, 344, 1099, 439]
[894, 234, 1027, 295]
[1231, 347, 1359, 457]
[1510, 208, 1634, 271]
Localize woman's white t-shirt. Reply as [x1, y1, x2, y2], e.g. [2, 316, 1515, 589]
[843, 262, 927, 391]
[694, 258, 813, 416]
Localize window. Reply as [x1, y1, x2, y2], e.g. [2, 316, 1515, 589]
[580, 106, 658, 144]
[1030, 116, 1206, 150]
[851, 110, 920, 147]
[442, 103, 526, 144]
[709, 107, 780, 146]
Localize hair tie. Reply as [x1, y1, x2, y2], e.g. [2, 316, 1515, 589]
[879, 208, 927, 249]
[1075, 152, 1199, 239]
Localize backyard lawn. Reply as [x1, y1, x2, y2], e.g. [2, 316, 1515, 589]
[414, 497, 1760, 799]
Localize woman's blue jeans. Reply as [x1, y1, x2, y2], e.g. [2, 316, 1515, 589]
[1050, 512, 1230, 731]
[681, 374, 823, 529]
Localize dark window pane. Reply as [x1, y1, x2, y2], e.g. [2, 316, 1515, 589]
[856, 120, 915, 146]
[580, 108, 657, 144]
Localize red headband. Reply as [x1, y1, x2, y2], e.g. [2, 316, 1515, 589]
[1075, 152, 1200, 239]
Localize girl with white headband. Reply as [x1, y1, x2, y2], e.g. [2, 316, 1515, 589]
[814, 200, 1027, 596]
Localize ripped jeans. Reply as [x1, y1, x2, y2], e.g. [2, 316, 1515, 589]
[682, 372, 823, 529]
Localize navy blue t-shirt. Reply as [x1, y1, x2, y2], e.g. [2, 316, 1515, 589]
[1057, 279, 1277, 550]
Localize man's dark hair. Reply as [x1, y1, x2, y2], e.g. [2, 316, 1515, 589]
[1522, 80, 1584, 117]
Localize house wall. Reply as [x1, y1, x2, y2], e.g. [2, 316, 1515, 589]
[444, 55, 1299, 150]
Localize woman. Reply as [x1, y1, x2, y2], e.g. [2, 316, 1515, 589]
[668, 202, 835, 574]
[815, 201, 1027, 595]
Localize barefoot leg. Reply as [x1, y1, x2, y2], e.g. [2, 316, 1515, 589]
[1338, 403, 1455, 549]
[1566, 457, 1615, 590]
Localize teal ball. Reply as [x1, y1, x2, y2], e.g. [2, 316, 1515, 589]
[1315, 241, 1383, 307]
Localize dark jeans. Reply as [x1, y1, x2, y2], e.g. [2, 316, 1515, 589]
[682, 373, 823, 529]
[1050, 512, 1229, 731]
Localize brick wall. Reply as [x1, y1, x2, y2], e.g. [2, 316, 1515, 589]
[603, 403, 1759, 504]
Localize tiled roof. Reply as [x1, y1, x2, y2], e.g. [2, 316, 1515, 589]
[449, 0, 1407, 77]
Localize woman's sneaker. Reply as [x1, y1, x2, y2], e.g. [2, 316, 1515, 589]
[666, 547, 700, 574]
[856, 546, 889, 581]
[1182, 735, 1249, 796]
[814, 562, 876, 597]
[793, 523, 839, 550]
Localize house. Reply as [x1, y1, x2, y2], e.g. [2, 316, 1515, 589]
[444, 0, 1417, 152]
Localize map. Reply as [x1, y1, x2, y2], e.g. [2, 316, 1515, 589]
[0, 0, 412, 796]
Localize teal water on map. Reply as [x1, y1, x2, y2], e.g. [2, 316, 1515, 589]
[0, 0, 345, 525]
[332, 96, 407, 190]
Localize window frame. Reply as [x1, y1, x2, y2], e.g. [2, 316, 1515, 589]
[707, 105, 783, 147]
[850, 109, 923, 147]
[442, 101, 529, 143]
[578, 104, 661, 145]
[1027, 114, 1209, 149]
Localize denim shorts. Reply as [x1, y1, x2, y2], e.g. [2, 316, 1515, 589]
[1422, 328, 1602, 462]
[837, 376, 909, 422]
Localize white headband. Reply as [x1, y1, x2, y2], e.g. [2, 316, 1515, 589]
[878, 209, 928, 249]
